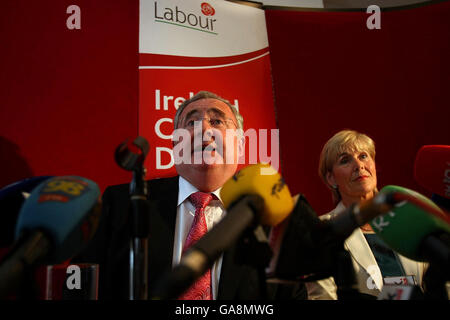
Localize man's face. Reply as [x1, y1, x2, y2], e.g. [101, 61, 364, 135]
[173, 98, 242, 192]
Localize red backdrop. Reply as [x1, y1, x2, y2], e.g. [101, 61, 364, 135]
[265, 2, 450, 214]
[0, 0, 139, 192]
[1, 0, 449, 216]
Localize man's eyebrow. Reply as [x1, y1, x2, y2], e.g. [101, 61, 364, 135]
[207, 108, 227, 118]
[182, 109, 200, 121]
[183, 107, 227, 121]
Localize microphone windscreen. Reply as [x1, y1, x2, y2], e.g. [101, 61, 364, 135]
[370, 185, 450, 261]
[220, 163, 293, 226]
[414, 145, 450, 199]
[15, 176, 101, 263]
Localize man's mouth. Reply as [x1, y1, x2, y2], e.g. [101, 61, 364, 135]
[193, 143, 216, 154]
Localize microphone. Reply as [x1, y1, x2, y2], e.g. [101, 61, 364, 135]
[414, 145, 450, 211]
[115, 136, 149, 171]
[327, 192, 398, 239]
[369, 185, 450, 266]
[220, 163, 294, 227]
[0, 176, 101, 299]
[273, 191, 400, 280]
[151, 163, 294, 299]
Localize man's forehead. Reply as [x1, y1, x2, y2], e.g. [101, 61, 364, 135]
[187, 98, 228, 109]
[182, 98, 233, 116]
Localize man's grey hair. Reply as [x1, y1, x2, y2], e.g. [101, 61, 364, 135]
[173, 91, 244, 130]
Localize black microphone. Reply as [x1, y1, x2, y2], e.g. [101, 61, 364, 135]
[151, 163, 294, 300]
[0, 176, 101, 299]
[115, 136, 149, 171]
[274, 191, 399, 280]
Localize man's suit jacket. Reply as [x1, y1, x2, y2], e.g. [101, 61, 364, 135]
[75, 176, 294, 300]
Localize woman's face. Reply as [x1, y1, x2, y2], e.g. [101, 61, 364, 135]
[327, 148, 377, 202]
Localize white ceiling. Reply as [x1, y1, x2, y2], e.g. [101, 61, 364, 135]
[228, 0, 432, 9]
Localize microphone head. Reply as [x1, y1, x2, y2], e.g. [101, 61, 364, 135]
[220, 163, 294, 226]
[370, 185, 450, 261]
[115, 136, 149, 171]
[414, 145, 450, 199]
[15, 176, 102, 263]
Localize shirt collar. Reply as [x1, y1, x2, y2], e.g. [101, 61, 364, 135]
[177, 176, 222, 206]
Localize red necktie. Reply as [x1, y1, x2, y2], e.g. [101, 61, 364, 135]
[178, 192, 213, 300]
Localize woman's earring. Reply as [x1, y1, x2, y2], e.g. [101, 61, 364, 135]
[332, 184, 338, 189]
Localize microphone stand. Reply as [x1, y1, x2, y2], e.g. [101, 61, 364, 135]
[129, 165, 149, 300]
[115, 136, 150, 300]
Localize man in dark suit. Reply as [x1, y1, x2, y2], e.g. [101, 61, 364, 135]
[76, 91, 307, 299]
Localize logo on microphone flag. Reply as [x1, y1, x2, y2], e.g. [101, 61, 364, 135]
[38, 177, 89, 203]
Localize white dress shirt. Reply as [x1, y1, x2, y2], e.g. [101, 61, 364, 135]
[172, 176, 226, 300]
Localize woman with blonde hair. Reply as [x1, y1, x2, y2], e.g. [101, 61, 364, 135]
[306, 129, 426, 299]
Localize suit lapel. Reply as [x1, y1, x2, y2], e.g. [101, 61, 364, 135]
[396, 253, 423, 284]
[344, 228, 383, 291]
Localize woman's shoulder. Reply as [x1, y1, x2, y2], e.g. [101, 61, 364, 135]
[320, 201, 345, 221]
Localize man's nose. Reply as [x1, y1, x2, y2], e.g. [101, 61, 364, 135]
[201, 120, 218, 142]
[201, 118, 213, 130]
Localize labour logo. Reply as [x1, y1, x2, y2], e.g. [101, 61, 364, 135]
[201, 3, 215, 16]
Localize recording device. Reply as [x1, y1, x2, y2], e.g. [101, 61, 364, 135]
[151, 163, 294, 299]
[0, 176, 101, 299]
[414, 145, 450, 211]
